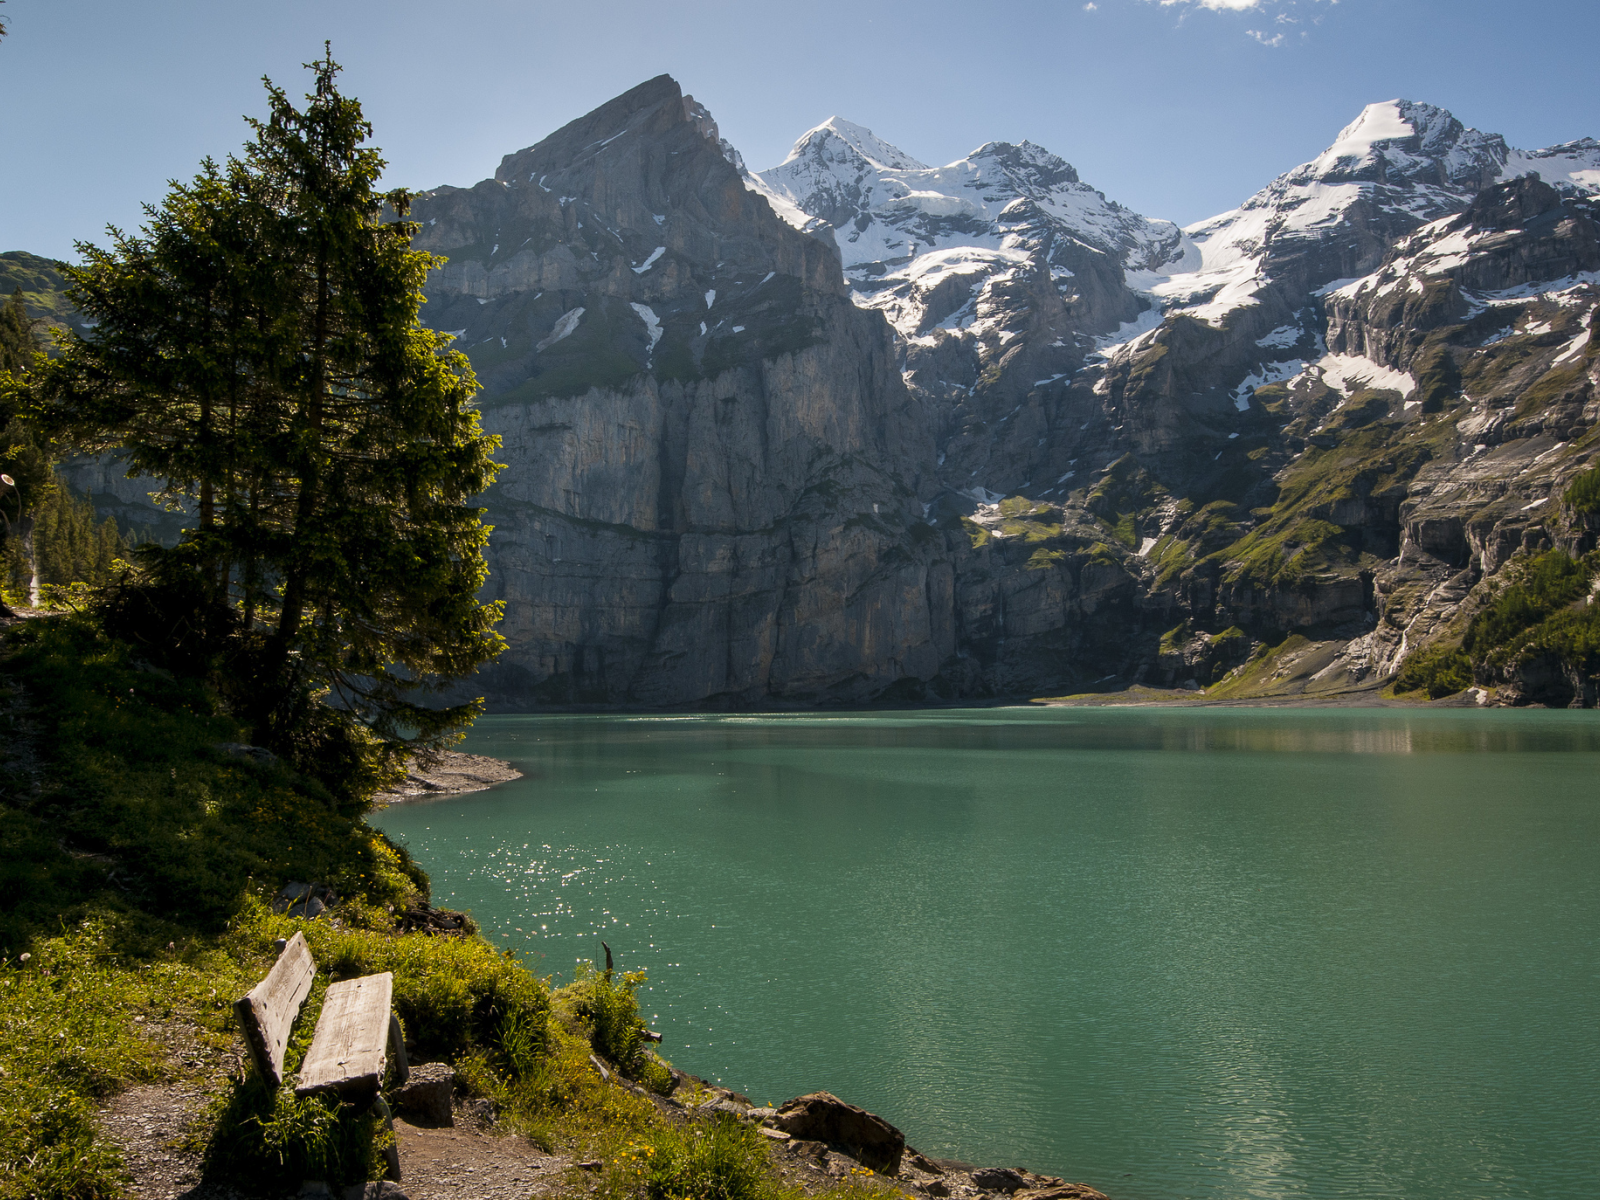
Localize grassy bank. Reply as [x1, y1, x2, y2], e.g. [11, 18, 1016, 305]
[0, 612, 904, 1200]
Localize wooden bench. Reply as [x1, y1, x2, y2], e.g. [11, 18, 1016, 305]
[235, 932, 410, 1178]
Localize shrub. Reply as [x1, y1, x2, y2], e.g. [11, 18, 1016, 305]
[563, 964, 649, 1070]
[1464, 551, 1591, 660]
[550, 961, 675, 1097]
[1394, 643, 1474, 698]
[624, 1115, 781, 1200]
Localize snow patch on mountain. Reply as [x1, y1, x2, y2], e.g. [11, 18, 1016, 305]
[1296, 353, 1418, 399]
[535, 307, 584, 351]
[630, 302, 663, 352]
[1501, 139, 1600, 195]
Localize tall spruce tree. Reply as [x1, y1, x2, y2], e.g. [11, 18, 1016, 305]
[40, 50, 504, 775]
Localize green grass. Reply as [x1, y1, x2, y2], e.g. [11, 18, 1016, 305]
[0, 924, 163, 1200]
[1465, 550, 1594, 667]
[0, 251, 85, 335]
[0, 613, 425, 948]
[1199, 636, 1308, 700]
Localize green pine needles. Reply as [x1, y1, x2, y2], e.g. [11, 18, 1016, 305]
[31, 49, 504, 782]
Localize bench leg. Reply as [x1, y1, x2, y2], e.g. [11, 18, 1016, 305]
[388, 1013, 410, 1086]
[371, 1095, 402, 1183]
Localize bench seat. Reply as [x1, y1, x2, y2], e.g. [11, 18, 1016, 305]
[295, 971, 401, 1102]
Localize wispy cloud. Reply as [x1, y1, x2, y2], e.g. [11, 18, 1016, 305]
[1161, 0, 1270, 9]
[1147, 0, 1335, 44]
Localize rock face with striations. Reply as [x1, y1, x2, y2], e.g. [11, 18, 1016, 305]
[408, 77, 944, 705]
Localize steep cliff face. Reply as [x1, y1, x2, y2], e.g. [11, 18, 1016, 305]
[407, 77, 945, 705]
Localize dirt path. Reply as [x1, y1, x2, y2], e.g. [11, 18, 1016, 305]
[98, 1084, 242, 1200]
[99, 1087, 569, 1200]
[392, 1117, 571, 1200]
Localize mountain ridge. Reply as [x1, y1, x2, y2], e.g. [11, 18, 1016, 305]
[41, 79, 1600, 707]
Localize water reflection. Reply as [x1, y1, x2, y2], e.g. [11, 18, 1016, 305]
[566, 706, 1600, 756]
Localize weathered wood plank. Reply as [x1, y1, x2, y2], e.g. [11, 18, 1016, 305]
[234, 931, 316, 1088]
[295, 971, 394, 1100]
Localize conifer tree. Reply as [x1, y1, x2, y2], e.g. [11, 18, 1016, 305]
[39, 50, 504, 769]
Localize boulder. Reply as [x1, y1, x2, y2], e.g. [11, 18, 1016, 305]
[391, 1062, 455, 1127]
[770, 1091, 905, 1175]
[216, 742, 278, 766]
[273, 881, 337, 919]
[972, 1168, 1027, 1193]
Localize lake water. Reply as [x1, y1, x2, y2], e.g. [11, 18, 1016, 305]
[373, 707, 1600, 1200]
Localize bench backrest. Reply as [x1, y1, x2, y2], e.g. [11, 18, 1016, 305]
[234, 931, 317, 1088]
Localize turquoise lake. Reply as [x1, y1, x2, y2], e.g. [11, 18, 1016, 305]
[373, 707, 1600, 1200]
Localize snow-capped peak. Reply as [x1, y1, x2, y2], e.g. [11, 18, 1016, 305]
[1316, 100, 1418, 169]
[755, 123, 1185, 338]
[1136, 100, 1518, 326]
[1290, 100, 1508, 194]
[779, 117, 931, 173]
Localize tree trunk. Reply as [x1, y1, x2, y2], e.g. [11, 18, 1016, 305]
[275, 239, 332, 650]
[20, 513, 38, 608]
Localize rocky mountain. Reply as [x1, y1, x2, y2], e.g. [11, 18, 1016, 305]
[44, 82, 1600, 707]
[402, 76, 948, 706]
[733, 98, 1600, 706]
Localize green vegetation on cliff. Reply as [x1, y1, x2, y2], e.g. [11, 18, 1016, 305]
[1394, 549, 1600, 699]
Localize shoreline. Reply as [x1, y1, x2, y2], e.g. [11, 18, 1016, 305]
[371, 749, 523, 805]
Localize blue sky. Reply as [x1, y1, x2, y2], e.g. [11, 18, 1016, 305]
[3, 0, 1597, 260]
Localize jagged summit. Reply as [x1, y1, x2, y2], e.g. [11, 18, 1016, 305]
[493, 74, 688, 185]
[1300, 100, 1508, 191]
[1137, 99, 1600, 326]
[778, 117, 931, 173]
[757, 121, 1176, 273]
[755, 120, 1183, 343]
